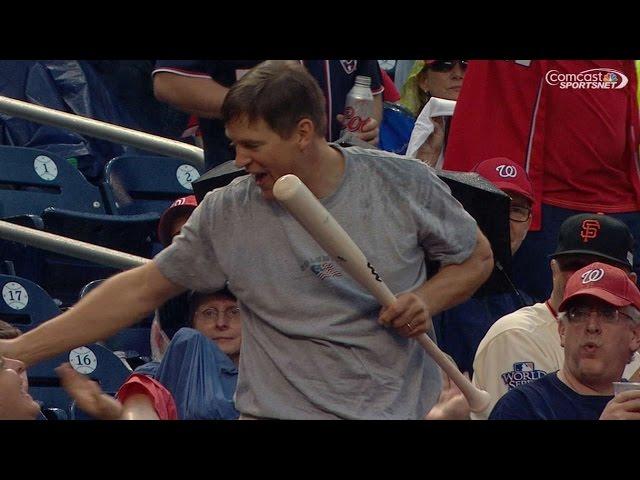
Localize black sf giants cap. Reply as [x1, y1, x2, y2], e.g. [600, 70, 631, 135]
[550, 214, 634, 269]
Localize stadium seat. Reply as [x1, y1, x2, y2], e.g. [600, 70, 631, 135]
[41, 207, 160, 257]
[0, 273, 61, 331]
[0, 146, 107, 303]
[37, 208, 160, 305]
[28, 342, 131, 419]
[0, 145, 106, 218]
[102, 155, 202, 215]
[0, 146, 163, 306]
[79, 279, 153, 360]
[1, 215, 46, 283]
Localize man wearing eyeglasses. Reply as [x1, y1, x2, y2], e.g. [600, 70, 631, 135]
[472, 213, 640, 419]
[57, 288, 242, 420]
[432, 157, 535, 383]
[489, 262, 640, 420]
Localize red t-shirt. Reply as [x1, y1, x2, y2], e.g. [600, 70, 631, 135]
[380, 69, 401, 103]
[117, 373, 178, 420]
[443, 60, 640, 230]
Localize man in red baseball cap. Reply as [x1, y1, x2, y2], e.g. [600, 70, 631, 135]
[157, 195, 198, 247]
[474, 157, 534, 256]
[472, 213, 640, 419]
[490, 262, 640, 419]
[152, 195, 199, 362]
[429, 157, 535, 419]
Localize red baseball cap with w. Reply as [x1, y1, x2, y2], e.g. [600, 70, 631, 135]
[473, 157, 534, 203]
[558, 262, 640, 312]
[157, 195, 198, 247]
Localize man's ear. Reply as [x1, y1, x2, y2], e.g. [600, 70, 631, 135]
[558, 319, 566, 348]
[296, 118, 315, 149]
[550, 259, 561, 279]
[629, 271, 638, 285]
[630, 322, 640, 353]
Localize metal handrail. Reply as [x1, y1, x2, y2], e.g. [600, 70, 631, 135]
[0, 220, 148, 270]
[0, 96, 205, 169]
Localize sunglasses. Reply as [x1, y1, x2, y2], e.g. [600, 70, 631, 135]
[427, 60, 468, 73]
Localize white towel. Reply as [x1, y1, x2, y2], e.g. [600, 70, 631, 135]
[406, 97, 457, 169]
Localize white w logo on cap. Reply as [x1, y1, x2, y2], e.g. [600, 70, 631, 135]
[495, 165, 517, 178]
[581, 269, 605, 284]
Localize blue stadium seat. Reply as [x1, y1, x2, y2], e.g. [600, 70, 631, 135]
[0, 146, 162, 306]
[38, 207, 160, 305]
[102, 155, 202, 215]
[79, 279, 153, 360]
[28, 342, 131, 419]
[1, 216, 46, 283]
[0, 145, 106, 217]
[0, 273, 61, 331]
[0, 145, 107, 304]
[41, 207, 160, 257]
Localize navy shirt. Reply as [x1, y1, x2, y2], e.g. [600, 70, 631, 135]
[153, 60, 263, 170]
[489, 372, 613, 420]
[154, 60, 383, 167]
[433, 289, 533, 376]
[301, 60, 383, 142]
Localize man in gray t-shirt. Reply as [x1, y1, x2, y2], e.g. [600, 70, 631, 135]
[0, 61, 494, 419]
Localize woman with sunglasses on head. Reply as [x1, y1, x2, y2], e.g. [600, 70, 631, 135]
[399, 60, 467, 116]
[399, 60, 467, 167]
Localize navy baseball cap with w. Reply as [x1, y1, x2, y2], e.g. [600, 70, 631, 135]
[550, 214, 634, 270]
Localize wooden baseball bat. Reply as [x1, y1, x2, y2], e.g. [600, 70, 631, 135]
[273, 174, 491, 413]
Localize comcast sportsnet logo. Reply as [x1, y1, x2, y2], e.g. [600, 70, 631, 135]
[545, 69, 628, 89]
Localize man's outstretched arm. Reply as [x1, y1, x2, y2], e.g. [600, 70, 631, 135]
[0, 261, 185, 366]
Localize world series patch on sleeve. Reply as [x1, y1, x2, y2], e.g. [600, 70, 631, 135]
[501, 362, 548, 390]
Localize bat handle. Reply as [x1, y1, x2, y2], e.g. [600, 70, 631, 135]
[415, 333, 491, 413]
[377, 285, 491, 413]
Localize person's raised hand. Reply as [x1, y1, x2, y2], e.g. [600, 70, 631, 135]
[56, 363, 123, 420]
[425, 370, 471, 420]
[415, 116, 445, 167]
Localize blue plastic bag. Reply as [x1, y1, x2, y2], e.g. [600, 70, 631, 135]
[150, 328, 240, 420]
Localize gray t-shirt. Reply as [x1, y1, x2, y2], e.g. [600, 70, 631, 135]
[155, 144, 478, 419]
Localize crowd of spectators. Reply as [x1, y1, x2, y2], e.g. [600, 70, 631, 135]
[1, 59, 640, 420]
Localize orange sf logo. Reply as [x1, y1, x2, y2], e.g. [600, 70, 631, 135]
[580, 220, 600, 243]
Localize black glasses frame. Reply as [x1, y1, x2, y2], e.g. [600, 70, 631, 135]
[509, 205, 532, 223]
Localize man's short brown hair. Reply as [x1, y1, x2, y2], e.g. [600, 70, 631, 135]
[221, 60, 327, 139]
